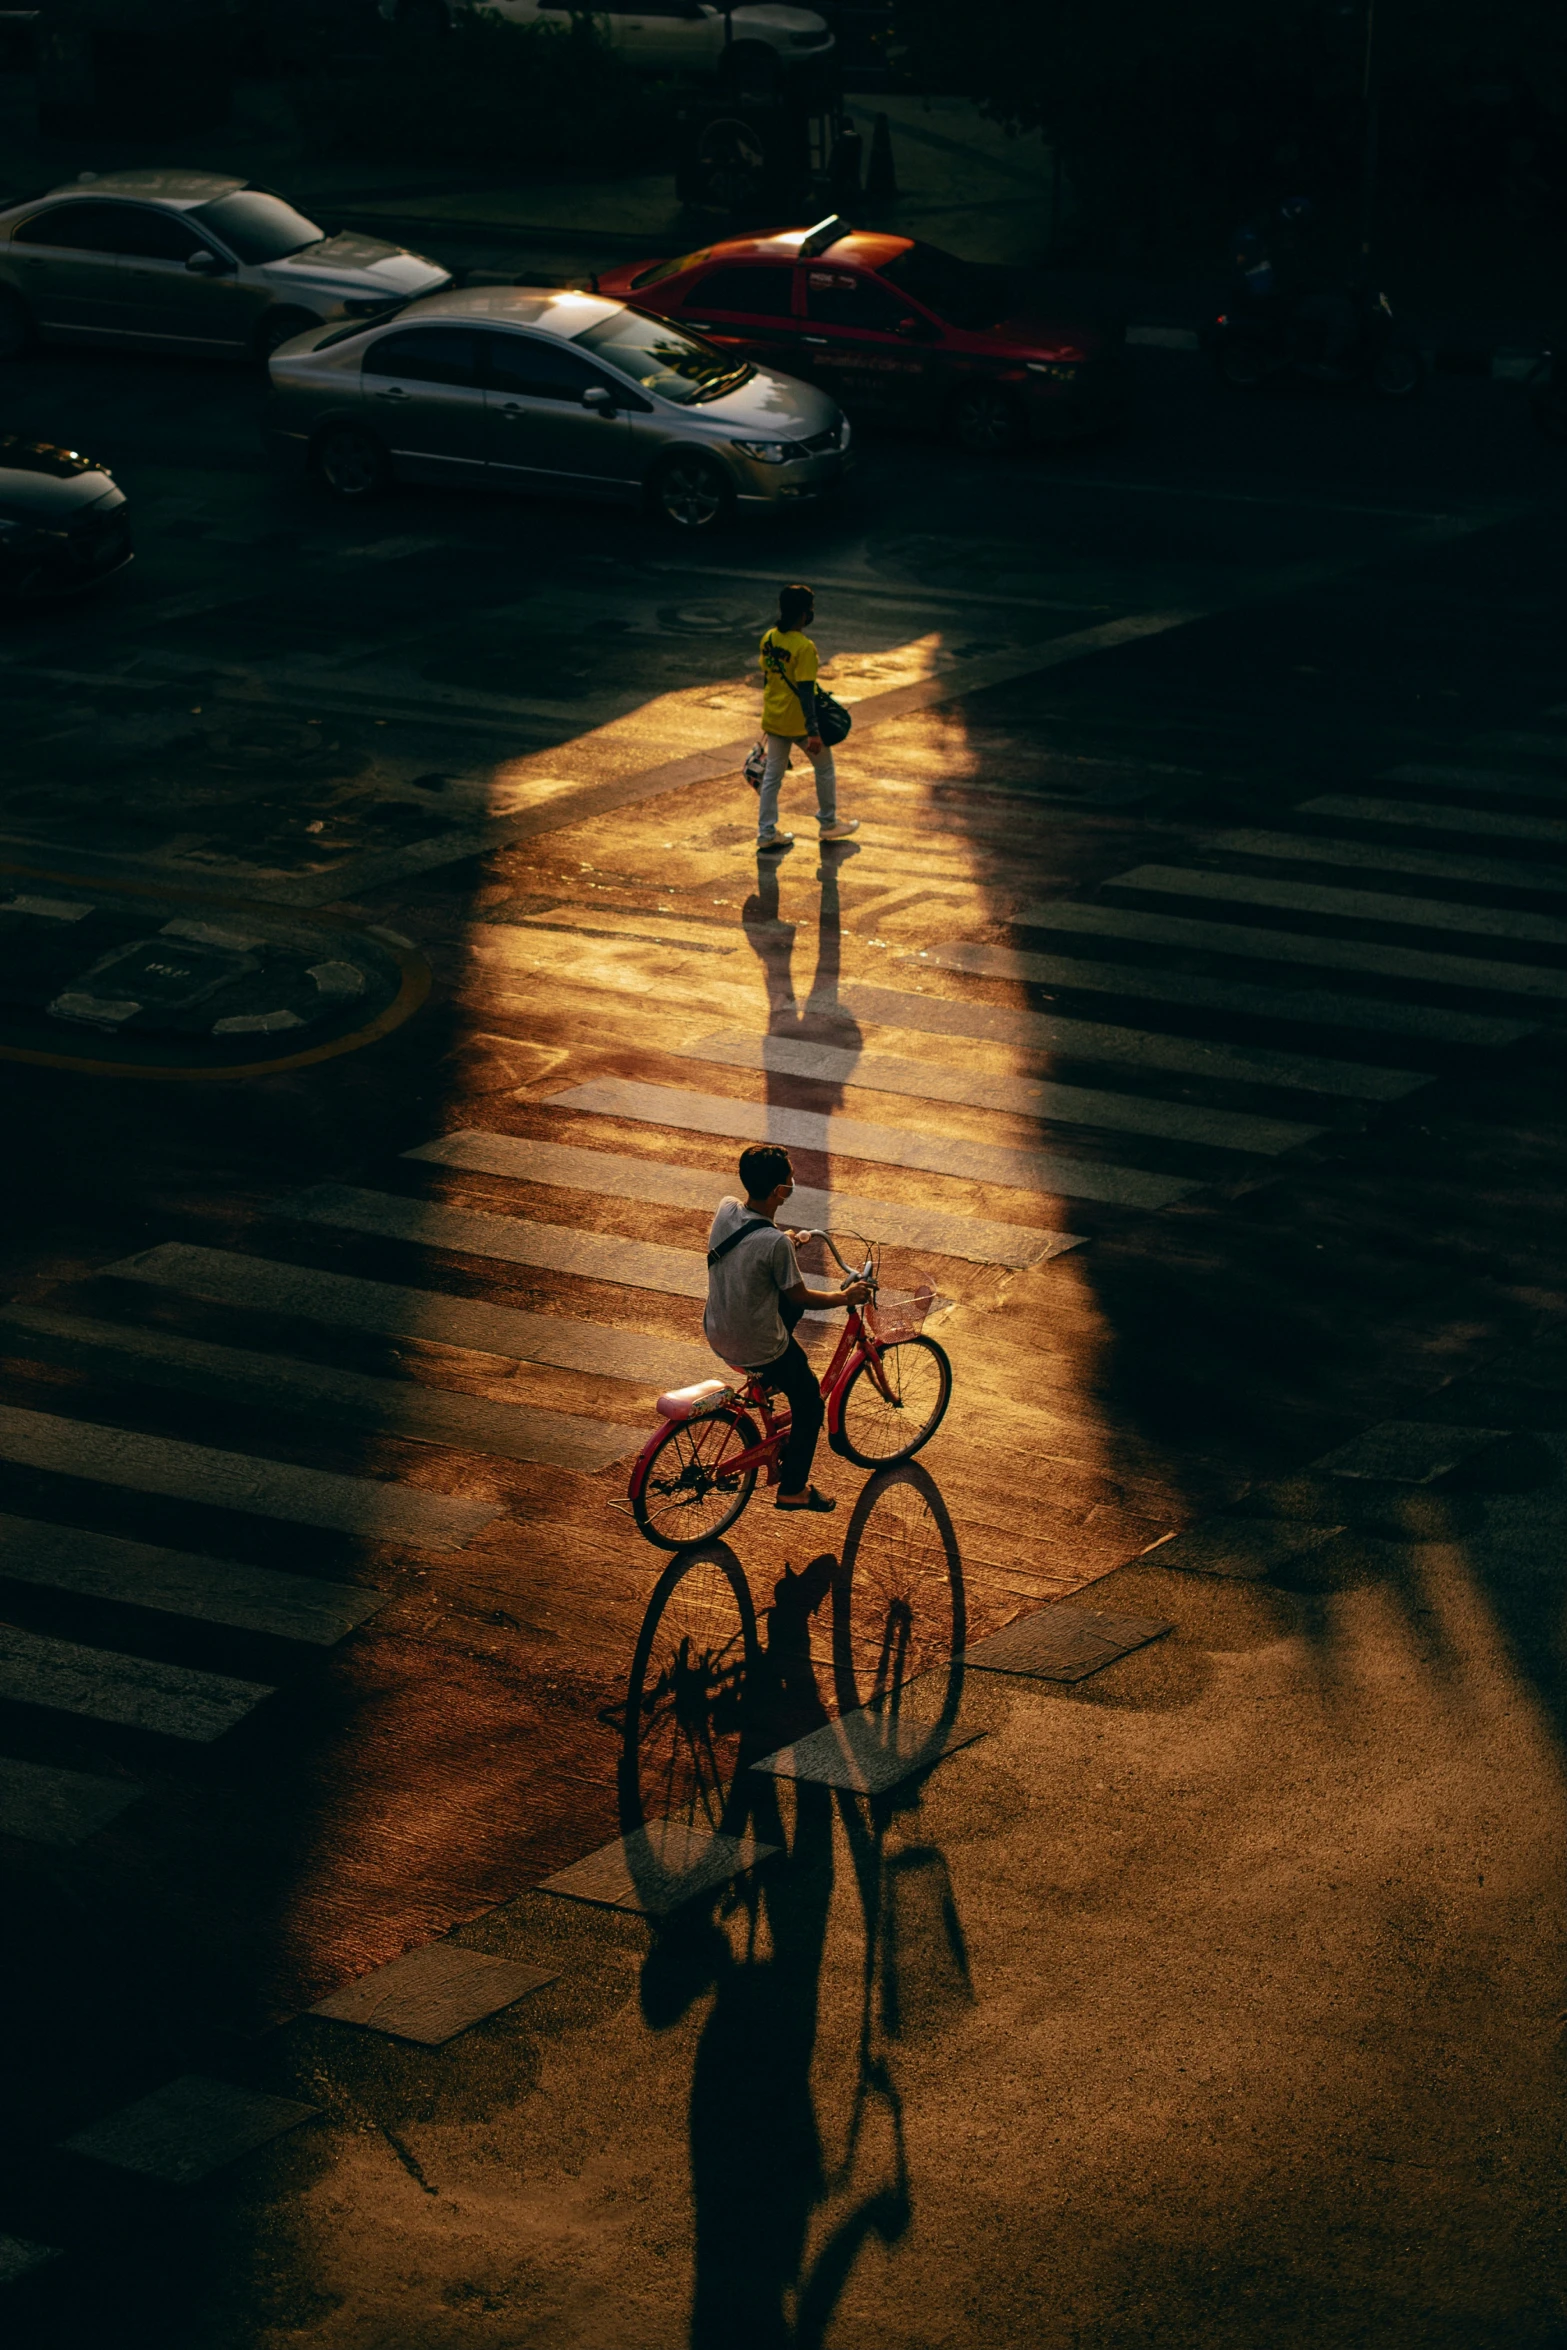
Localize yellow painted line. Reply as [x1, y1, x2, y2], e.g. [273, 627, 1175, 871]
[0, 858, 430, 1082]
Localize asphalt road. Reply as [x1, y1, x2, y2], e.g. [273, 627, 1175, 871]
[1, 322, 1565, 2347]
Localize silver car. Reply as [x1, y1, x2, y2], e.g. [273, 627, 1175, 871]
[0, 170, 450, 365]
[266, 285, 851, 529]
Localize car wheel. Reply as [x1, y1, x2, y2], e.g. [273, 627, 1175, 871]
[0, 290, 35, 361]
[314, 423, 391, 501]
[1215, 338, 1271, 391]
[718, 40, 780, 95]
[1371, 344, 1423, 400]
[257, 307, 319, 365]
[950, 383, 1025, 455]
[651, 450, 732, 532]
[694, 115, 769, 210]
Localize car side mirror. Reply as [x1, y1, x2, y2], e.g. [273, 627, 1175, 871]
[581, 384, 616, 412]
[185, 248, 226, 274]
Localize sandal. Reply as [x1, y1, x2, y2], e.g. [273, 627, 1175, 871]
[775, 1485, 837, 1514]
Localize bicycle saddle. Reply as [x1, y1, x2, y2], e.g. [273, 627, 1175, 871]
[655, 1379, 733, 1420]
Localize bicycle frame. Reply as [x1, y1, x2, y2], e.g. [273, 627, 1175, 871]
[626, 1232, 901, 1501]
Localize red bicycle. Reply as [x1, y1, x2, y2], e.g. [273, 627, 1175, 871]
[627, 1232, 952, 1551]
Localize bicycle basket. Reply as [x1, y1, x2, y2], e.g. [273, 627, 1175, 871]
[865, 1282, 935, 1345]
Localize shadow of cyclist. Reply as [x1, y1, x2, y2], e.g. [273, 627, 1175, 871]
[630, 1468, 971, 2349]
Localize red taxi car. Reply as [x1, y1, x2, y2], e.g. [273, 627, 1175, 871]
[595, 215, 1125, 452]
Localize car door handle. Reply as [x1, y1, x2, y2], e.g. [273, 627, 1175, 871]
[498, 402, 526, 418]
[374, 385, 409, 399]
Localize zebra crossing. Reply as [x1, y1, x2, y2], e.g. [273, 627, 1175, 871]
[0, 719, 1558, 1907]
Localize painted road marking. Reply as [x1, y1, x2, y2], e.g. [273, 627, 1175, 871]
[107, 1242, 727, 1390]
[62, 2077, 317, 2182]
[677, 1032, 1324, 1156]
[1300, 794, 1567, 847]
[1011, 903, 1567, 1001]
[0, 1403, 498, 1549]
[0, 1755, 141, 1846]
[1094, 865, 1567, 949]
[0, 1623, 272, 1740]
[1386, 763, 1567, 800]
[1209, 827, 1567, 895]
[0, 1512, 383, 1645]
[837, 981, 1426, 1100]
[0, 2236, 61, 2284]
[292, 1183, 715, 1298]
[506, 907, 741, 954]
[907, 942, 1535, 1045]
[405, 1132, 1081, 1268]
[0, 1307, 647, 1476]
[543, 1080, 1198, 1209]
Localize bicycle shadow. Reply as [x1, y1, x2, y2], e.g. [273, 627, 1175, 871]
[624, 1465, 973, 2348]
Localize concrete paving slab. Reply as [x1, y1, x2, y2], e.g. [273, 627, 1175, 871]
[0, 2235, 60, 2285]
[678, 1033, 1325, 1156]
[0, 1402, 498, 1550]
[1099, 865, 1567, 947]
[107, 1240, 726, 1390]
[751, 1706, 987, 1793]
[0, 1511, 384, 1644]
[1312, 1421, 1511, 1484]
[960, 1604, 1172, 1682]
[1021, 901, 1567, 1000]
[0, 1307, 646, 1475]
[61, 2077, 317, 2182]
[909, 941, 1532, 1043]
[545, 1080, 1197, 1209]
[838, 982, 1426, 1100]
[0, 1756, 141, 1845]
[1141, 1518, 1344, 1580]
[0, 1623, 273, 1740]
[310, 1943, 557, 2045]
[406, 1131, 1080, 1266]
[542, 1821, 780, 1915]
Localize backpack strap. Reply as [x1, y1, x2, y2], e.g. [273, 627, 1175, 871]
[707, 1216, 775, 1269]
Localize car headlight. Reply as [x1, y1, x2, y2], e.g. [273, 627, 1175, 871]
[732, 438, 793, 463]
[1026, 361, 1080, 381]
[342, 296, 397, 317]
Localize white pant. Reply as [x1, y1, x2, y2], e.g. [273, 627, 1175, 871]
[758, 732, 836, 840]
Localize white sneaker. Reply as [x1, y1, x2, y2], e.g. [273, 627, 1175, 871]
[757, 830, 795, 853]
[818, 818, 860, 842]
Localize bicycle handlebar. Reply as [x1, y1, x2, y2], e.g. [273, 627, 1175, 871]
[801, 1227, 875, 1284]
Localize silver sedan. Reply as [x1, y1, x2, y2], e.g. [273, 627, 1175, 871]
[0, 170, 450, 365]
[265, 285, 851, 530]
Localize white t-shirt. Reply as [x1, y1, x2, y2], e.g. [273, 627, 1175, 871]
[702, 1197, 801, 1370]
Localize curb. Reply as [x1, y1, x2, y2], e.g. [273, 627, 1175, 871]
[1126, 324, 1542, 380]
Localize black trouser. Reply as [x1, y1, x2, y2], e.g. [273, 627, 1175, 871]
[749, 1336, 823, 1494]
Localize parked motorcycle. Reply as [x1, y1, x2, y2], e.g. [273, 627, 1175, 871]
[1528, 350, 1567, 442]
[1206, 285, 1425, 400]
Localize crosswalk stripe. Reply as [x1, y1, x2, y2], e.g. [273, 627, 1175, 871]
[1209, 826, 1567, 895]
[500, 907, 742, 955]
[107, 1241, 726, 1390]
[837, 981, 1426, 1100]
[1010, 903, 1567, 1000]
[677, 1032, 1324, 1156]
[0, 1511, 384, 1645]
[1387, 763, 1567, 800]
[909, 940, 1536, 1043]
[1089, 865, 1567, 948]
[542, 1079, 1198, 1208]
[1480, 731, 1566, 761]
[403, 1131, 1080, 1268]
[0, 1401, 497, 1548]
[0, 1755, 141, 1846]
[0, 1307, 647, 1477]
[292, 1182, 714, 1297]
[1300, 794, 1567, 847]
[0, 1623, 272, 1741]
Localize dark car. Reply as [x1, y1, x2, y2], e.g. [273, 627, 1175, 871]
[0, 433, 132, 601]
[595, 215, 1125, 452]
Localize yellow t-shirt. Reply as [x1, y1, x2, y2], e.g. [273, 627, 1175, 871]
[759, 627, 818, 738]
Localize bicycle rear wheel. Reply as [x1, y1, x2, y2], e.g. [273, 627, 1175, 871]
[632, 1409, 758, 1550]
[836, 1337, 951, 1469]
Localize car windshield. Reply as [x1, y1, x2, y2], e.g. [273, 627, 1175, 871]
[572, 308, 750, 404]
[629, 247, 711, 291]
[880, 241, 1013, 330]
[190, 190, 325, 265]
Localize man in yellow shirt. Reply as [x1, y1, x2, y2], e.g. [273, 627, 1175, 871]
[756, 583, 859, 854]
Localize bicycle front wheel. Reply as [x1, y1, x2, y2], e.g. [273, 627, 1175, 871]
[836, 1337, 951, 1469]
[632, 1409, 758, 1550]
